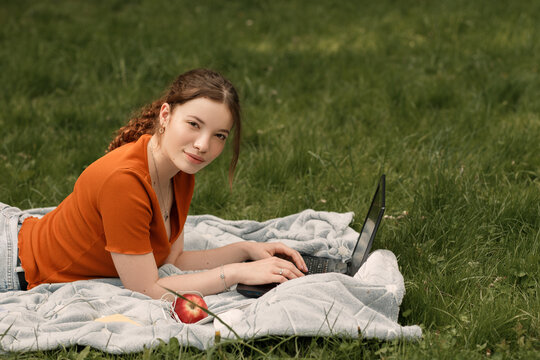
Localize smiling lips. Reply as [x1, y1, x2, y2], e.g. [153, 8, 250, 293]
[184, 152, 204, 164]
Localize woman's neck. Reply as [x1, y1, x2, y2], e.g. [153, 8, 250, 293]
[148, 135, 178, 182]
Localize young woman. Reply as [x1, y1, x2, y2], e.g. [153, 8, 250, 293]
[1, 68, 307, 299]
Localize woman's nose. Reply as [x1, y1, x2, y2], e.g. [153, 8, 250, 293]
[193, 135, 210, 152]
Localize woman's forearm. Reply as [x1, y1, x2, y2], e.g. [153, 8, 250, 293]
[154, 264, 241, 298]
[173, 241, 251, 271]
[145, 247, 306, 299]
[111, 251, 242, 300]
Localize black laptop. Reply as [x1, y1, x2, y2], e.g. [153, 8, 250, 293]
[236, 174, 386, 298]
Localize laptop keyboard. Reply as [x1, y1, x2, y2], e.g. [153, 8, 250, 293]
[302, 255, 329, 274]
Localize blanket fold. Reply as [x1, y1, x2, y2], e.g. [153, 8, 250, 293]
[0, 210, 421, 354]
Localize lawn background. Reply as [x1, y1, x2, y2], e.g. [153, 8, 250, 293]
[0, 0, 539, 358]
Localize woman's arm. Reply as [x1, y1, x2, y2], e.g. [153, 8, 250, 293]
[167, 230, 308, 272]
[164, 230, 250, 270]
[112, 230, 308, 299]
[111, 250, 306, 299]
[111, 251, 238, 299]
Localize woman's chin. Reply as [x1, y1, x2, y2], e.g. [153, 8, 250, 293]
[175, 162, 206, 175]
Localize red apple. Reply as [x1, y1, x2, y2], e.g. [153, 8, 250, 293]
[173, 293, 208, 324]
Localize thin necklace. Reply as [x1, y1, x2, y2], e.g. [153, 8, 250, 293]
[150, 143, 171, 222]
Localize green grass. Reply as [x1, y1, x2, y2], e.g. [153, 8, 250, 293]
[1, 0, 539, 358]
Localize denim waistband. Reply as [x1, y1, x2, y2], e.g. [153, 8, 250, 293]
[1, 202, 25, 291]
[1, 202, 55, 292]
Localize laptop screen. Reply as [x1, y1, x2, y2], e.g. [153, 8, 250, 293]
[348, 175, 385, 275]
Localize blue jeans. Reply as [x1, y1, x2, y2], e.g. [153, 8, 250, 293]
[0, 202, 55, 292]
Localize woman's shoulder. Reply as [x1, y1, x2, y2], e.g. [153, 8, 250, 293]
[75, 136, 152, 194]
[100, 135, 150, 171]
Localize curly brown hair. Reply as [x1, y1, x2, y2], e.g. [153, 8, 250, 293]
[108, 68, 241, 186]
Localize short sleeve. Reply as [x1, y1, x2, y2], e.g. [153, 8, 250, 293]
[99, 169, 154, 254]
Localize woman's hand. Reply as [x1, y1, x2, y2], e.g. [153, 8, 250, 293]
[243, 242, 308, 273]
[231, 256, 306, 286]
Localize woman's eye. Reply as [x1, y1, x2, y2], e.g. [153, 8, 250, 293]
[188, 121, 199, 128]
[216, 134, 227, 141]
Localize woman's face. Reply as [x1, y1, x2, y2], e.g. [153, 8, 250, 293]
[159, 97, 233, 175]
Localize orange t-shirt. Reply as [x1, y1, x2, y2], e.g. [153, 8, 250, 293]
[18, 134, 195, 289]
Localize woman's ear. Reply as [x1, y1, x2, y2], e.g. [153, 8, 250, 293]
[159, 103, 171, 127]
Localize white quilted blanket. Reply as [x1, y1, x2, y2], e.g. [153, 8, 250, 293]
[0, 210, 421, 353]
